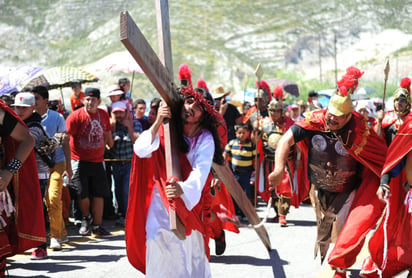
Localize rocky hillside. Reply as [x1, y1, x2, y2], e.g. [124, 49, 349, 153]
[1, 0, 412, 99]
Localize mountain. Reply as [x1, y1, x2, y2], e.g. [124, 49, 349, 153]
[1, 0, 412, 100]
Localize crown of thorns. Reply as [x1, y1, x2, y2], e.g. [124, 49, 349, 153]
[180, 86, 217, 116]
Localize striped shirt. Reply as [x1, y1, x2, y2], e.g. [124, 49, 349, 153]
[225, 138, 256, 172]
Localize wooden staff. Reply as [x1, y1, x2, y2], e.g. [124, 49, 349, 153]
[253, 64, 263, 208]
[382, 59, 390, 111]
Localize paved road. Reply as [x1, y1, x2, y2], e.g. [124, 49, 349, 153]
[5, 202, 409, 278]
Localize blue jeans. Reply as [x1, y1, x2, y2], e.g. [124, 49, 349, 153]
[233, 170, 252, 216]
[39, 178, 48, 198]
[112, 163, 131, 217]
[233, 170, 252, 200]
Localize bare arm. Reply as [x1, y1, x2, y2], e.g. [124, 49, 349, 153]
[150, 103, 171, 144]
[268, 129, 296, 189]
[0, 122, 35, 191]
[123, 112, 139, 143]
[105, 130, 114, 149]
[9, 122, 35, 164]
[250, 119, 261, 145]
[374, 110, 384, 136]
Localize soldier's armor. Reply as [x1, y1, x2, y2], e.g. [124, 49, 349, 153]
[261, 121, 284, 161]
[249, 109, 268, 129]
[308, 120, 361, 193]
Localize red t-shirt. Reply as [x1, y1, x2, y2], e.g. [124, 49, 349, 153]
[66, 107, 111, 162]
[70, 92, 85, 111]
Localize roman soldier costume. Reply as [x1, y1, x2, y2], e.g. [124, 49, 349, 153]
[258, 98, 296, 226]
[242, 80, 271, 127]
[361, 108, 412, 278]
[381, 77, 411, 145]
[292, 67, 387, 278]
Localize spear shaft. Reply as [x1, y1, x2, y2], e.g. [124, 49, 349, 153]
[253, 64, 263, 208]
[382, 59, 390, 111]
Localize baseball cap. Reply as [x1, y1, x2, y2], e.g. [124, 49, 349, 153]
[85, 87, 100, 99]
[106, 85, 123, 96]
[290, 103, 299, 110]
[108, 89, 124, 97]
[12, 92, 35, 107]
[111, 101, 127, 112]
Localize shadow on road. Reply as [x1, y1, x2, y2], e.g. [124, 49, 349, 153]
[8, 254, 125, 274]
[211, 254, 271, 266]
[269, 249, 288, 278]
[210, 248, 289, 277]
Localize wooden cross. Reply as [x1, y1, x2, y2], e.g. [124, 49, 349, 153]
[119, 1, 271, 250]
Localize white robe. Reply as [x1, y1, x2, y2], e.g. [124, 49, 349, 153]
[134, 127, 215, 278]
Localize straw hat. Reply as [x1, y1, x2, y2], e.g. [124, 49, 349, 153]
[212, 85, 230, 99]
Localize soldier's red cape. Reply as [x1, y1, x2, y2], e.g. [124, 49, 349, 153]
[125, 125, 212, 274]
[367, 112, 412, 271]
[0, 100, 46, 258]
[295, 109, 386, 269]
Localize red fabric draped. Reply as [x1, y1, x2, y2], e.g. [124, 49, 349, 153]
[209, 182, 239, 236]
[242, 106, 257, 124]
[381, 110, 398, 129]
[363, 113, 412, 276]
[0, 100, 46, 258]
[295, 109, 386, 269]
[125, 125, 213, 274]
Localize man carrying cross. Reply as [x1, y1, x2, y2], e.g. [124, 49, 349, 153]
[126, 64, 225, 277]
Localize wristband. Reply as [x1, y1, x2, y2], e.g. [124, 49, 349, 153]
[5, 158, 22, 174]
[380, 183, 390, 191]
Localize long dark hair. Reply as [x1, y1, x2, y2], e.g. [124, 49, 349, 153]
[174, 88, 225, 165]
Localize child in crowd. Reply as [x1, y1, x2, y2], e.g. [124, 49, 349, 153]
[69, 80, 84, 112]
[224, 123, 256, 217]
[107, 86, 133, 113]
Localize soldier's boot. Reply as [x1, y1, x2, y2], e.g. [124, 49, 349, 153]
[277, 196, 291, 227]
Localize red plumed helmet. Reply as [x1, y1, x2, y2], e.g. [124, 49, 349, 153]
[272, 85, 284, 100]
[400, 77, 411, 94]
[255, 80, 272, 101]
[336, 66, 364, 95]
[336, 75, 356, 95]
[196, 78, 209, 93]
[345, 66, 364, 79]
[177, 64, 193, 89]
